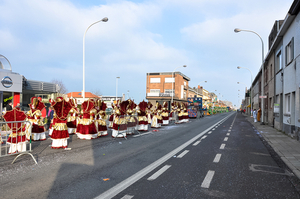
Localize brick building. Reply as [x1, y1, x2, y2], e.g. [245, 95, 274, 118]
[146, 72, 190, 108]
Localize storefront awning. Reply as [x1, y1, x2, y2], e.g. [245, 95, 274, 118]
[247, 104, 251, 108]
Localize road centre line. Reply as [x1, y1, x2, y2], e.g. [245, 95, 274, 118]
[147, 165, 171, 181]
[121, 195, 134, 199]
[226, 133, 230, 136]
[208, 131, 212, 134]
[220, 144, 226, 149]
[193, 141, 201, 146]
[201, 135, 207, 140]
[177, 150, 189, 158]
[201, 170, 215, 188]
[213, 154, 222, 163]
[224, 137, 228, 141]
[95, 112, 235, 199]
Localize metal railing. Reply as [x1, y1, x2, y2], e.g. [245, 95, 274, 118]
[0, 121, 37, 164]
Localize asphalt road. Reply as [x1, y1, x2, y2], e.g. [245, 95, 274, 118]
[1, 112, 300, 199]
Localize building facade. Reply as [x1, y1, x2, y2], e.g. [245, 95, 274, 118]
[146, 72, 190, 107]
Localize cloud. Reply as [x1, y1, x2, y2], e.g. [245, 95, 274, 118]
[0, 0, 296, 105]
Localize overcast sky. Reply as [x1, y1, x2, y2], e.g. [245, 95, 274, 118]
[0, 0, 294, 106]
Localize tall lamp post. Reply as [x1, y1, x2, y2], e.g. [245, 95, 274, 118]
[171, 65, 187, 104]
[83, 17, 108, 100]
[234, 28, 265, 124]
[237, 66, 253, 116]
[116, 77, 120, 101]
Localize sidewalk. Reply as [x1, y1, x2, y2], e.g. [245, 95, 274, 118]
[245, 114, 300, 179]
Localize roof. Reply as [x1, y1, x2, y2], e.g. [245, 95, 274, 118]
[67, 92, 100, 98]
[147, 72, 190, 81]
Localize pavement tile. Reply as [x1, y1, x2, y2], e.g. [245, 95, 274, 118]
[245, 114, 300, 179]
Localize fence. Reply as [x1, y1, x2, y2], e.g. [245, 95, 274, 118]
[0, 121, 37, 164]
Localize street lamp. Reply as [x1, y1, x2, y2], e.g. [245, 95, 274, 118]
[83, 17, 108, 100]
[197, 81, 207, 96]
[171, 65, 187, 104]
[127, 90, 130, 99]
[116, 77, 120, 101]
[234, 28, 265, 124]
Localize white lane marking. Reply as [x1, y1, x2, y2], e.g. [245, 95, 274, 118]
[177, 150, 189, 158]
[220, 144, 226, 149]
[147, 165, 171, 181]
[224, 137, 228, 141]
[213, 154, 222, 163]
[132, 132, 153, 137]
[201, 170, 215, 188]
[201, 135, 207, 140]
[193, 141, 201, 146]
[208, 131, 212, 134]
[228, 130, 231, 132]
[121, 195, 134, 199]
[212, 128, 215, 131]
[226, 133, 230, 136]
[94, 112, 235, 199]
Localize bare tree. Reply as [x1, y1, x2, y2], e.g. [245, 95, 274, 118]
[91, 89, 102, 97]
[51, 79, 68, 95]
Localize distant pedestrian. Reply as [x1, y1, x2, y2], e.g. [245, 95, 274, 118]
[46, 106, 54, 130]
[253, 109, 257, 122]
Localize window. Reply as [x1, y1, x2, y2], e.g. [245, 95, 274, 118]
[276, 50, 282, 71]
[150, 89, 160, 93]
[165, 89, 174, 96]
[184, 81, 186, 86]
[286, 94, 291, 113]
[165, 89, 174, 94]
[286, 37, 294, 66]
[150, 78, 160, 83]
[165, 78, 174, 83]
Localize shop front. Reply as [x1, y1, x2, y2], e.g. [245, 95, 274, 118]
[0, 55, 58, 114]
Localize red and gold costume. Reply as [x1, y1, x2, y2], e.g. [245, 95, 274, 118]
[177, 102, 189, 123]
[95, 99, 108, 136]
[146, 102, 153, 124]
[3, 108, 27, 154]
[126, 99, 137, 135]
[161, 101, 170, 125]
[137, 100, 149, 131]
[76, 99, 98, 139]
[151, 102, 163, 128]
[112, 100, 128, 138]
[50, 97, 72, 149]
[108, 101, 118, 128]
[26, 97, 46, 141]
[67, 98, 79, 135]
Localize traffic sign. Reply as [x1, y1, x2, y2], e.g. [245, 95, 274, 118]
[259, 96, 267, 98]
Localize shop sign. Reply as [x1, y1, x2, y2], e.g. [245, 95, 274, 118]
[274, 103, 280, 113]
[1, 76, 13, 88]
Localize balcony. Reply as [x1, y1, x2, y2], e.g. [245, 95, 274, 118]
[147, 93, 174, 97]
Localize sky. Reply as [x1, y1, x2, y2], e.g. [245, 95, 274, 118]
[0, 0, 295, 107]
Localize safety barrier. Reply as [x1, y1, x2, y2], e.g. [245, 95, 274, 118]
[0, 121, 37, 164]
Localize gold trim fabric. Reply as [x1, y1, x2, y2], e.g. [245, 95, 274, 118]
[113, 117, 127, 125]
[53, 123, 68, 131]
[78, 119, 94, 125]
